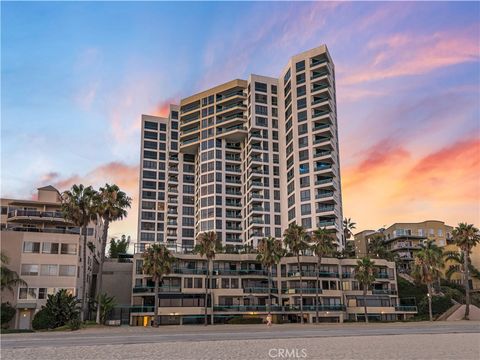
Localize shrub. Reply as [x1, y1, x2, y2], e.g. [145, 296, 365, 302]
[67, 317, 82, 331]
[418, 295, 453, 316]
[32, 309, 54, 330]
[44, 289, 80, 328]
[441, 286, 465, 304]
[1, 302, 16, 328]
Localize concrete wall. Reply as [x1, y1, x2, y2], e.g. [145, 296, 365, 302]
[102, 260, 133, 306]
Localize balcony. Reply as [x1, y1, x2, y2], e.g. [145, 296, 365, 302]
[181, 126, 200, 137]
[317, 205, 335, 212]
[372, 289, 397, 295]
[315, 178, 333, 186]
[216, 103, 247, 115]
[172, 267, 207, 275]
[310, 70, 329, 81]
[132, 286, 181, 293]
[287, 271, 339, 278]
[225, 166, 241, 173]
[225, 190, 242, 196]
[312, 110, 330, 119]
[250, 193, 263, 199]
[395, 306, 418, 312]
[250, 218, 264, 224]
[314, 164, 332, 172]
[313, 137, 331, 145]
[318, 220, 335, 227]
[314, 150, 332, 158]
[7, 210, 68, 224]
[216, 91, 246, 104]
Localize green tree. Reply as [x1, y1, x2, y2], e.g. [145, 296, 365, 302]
[311, 227, 336, 323]
[283, 223, 309, 324]
[343, 218, 356, 242]
[256, 237, 284, 312]
[61, 184, 98, 321]
[109, 235, 131, 258]
[411, 240, 444, 321]
[142, 244, 174, 327]
[452, 223, 480, 320]
[97, 293, 117, 324]
[195, 231, 217, 326]
[354, 257, 376, 323]
[367, 234, 394, 261]
[33, 289, 80, 329]
[341, 240, 356, 258]
[1, 302, 16, 328]
[1, 251, 26, 293]
[94, 184, 131, 324]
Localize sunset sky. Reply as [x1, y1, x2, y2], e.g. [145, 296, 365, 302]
[2, 2, 479, 239]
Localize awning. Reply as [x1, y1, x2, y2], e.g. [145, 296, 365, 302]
[16, 303, 37, 309]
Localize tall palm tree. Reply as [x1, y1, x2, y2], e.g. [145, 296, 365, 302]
[343, 218, 356, 242]
[61, 184, 98, 321]
[196, 231, 217, 326]
[94, 184, 132, 324]
[452, 223, 480, 320]
[283, 223, 309, 324]
[444, 251, 480, 282]
[256, 237, 284, 312]
[354, 257, 376, 323]
[411, 240, 444, 321]
[142, 244, 174, 327]
[1, 251, 27, 293]
[311, 227, 336, 323]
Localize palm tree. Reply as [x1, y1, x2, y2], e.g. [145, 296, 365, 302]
[452, 223, 480, 320]
[109, 235, 131, 258]
[283, 223, 309, 324]
[411, 240, 444, 321]
[444, 251, 480, 282]
[1, 251, 27, 293]
[354, 257, 376, 323]
[94, 184, 132, 324]
[142, 244, 174, 327]
[367, 234, 394, 261]
[343, 218, 356, 242]
[61, 184, 98, 321]
[196, 231, 217, 326]
[256, 237, 284, 312]
[311, 227, 336, 323]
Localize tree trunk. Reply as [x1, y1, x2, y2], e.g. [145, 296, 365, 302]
[315, 255, 321, 324]
[427, 282, 433, 322]
[96, 220, 109, 324]
[210, 259, 214, 325]
[81, 225, 88, 322]
[267, 265, 272, 313]
[363, 287, 368, 323]
[204, 262, 209, 326]
[153, 278, 159, 327]
[298, 254, 304, 324]
[463, 249, 470, 320]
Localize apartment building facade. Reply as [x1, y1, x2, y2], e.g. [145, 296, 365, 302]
[136, 45, 344, 253]
[0, 186, 102, 329]
[130, 252, 416, 325]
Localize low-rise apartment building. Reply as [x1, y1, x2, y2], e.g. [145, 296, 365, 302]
[130, 250, 416, 325]
[0, 186, 102, 329]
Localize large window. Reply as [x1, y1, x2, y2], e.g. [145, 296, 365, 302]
[40, 264, 58, 276]
[23, 242, 40, 253]
[61, 243, 77, 255]
[18, 287, 37, 300]
[59, 265, 76, 277]
[21, 264, 39, 276]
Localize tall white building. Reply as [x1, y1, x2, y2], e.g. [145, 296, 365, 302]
[137, 45, 343, 253]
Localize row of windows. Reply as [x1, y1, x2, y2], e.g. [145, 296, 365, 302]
[18, 287, 75, 300]
[20, 264, 77, 277]
[23, 242, 77, 255]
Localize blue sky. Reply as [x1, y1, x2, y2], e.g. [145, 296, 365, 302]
[2, 1, 479, 237]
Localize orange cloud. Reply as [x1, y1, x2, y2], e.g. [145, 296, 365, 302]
[152, 98, 178, 117]
[342, 27, 479, 85]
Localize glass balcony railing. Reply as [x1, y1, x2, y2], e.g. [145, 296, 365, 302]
[315, 178, 333, 185]
[313, 110, 330, 118]
[314, 150, 331, 158]
[318, 220, 335, 227]
[317, 205, 335, 212]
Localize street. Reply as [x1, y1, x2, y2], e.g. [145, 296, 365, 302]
[2, 321, 479, 360]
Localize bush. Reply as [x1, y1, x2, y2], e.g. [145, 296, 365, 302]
[227, 317, 263, 324]
[1, 302, 16, 328]
[441, 286, 465, 304]
[67, 317, 82, 331]
[32, 309, 54, 330]
[418, 295, 453, 316]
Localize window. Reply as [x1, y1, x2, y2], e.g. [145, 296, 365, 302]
[298, 136, 308, 148]
[299, 150, 309, 161]
[21, 264, 39, 276]
[255, 105, 268, 116]
[296, 60, 305, 72]
[297, 98, 307, 109]
[59, 265, 76, 277]
[298, 111, 307, 122]
[301, 217, 312, 229]
[18, 287, 37, 300]
[298, 123, 308, 135]
[40, 264, 58, 276]
[255, 82, 267, 92]
[23, 242, 40, 253]
[255, 93, 268, 104]
[301, 204, 311, 215]
[61, 243, 77, 255]
[284, 68, 291, 83]
[296, 73, 306, 85]
[38, 287, 55, 299]
[300, 176, 310, 188]
[297, 85, 306, 96]
[255, 116, 268, 127]
[300, 190, 311, 202]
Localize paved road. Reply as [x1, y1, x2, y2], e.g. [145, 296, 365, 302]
[2, 321, 479, 349]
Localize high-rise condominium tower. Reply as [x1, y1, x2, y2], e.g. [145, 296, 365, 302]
[137, 45, 343, 253]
